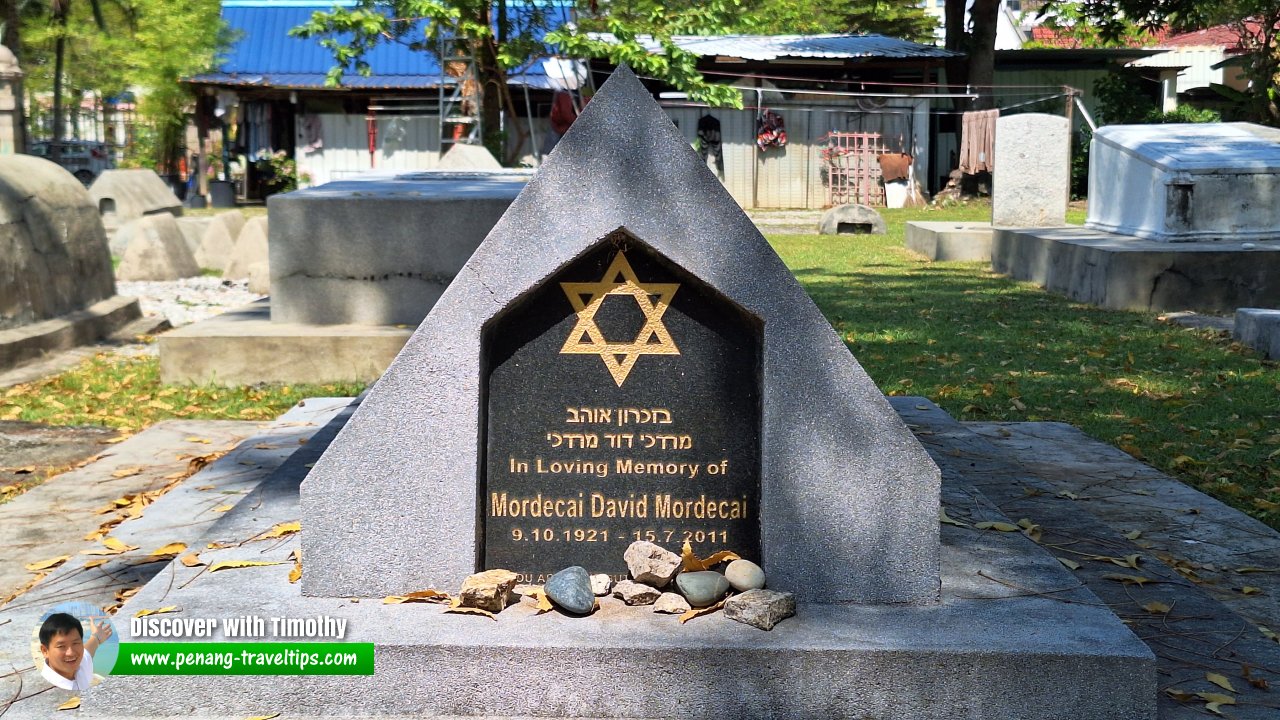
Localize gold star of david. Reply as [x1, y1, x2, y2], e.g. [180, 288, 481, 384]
[559, 252, 680, 387]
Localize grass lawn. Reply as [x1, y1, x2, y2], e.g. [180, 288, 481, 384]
[4, 203, 1278, 530]
[769, 204, 1279, 530]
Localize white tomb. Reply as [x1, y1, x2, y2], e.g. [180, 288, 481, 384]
[1086, 123, 1280, 242]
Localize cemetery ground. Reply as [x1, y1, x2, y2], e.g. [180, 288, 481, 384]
[2, 202, 1277, 535]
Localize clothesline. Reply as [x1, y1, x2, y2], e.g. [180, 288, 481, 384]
[613, 67, 1077, 96]
[658, 92, 1071, 116]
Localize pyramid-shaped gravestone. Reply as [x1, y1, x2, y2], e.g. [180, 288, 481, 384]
[302, 66, 940, 604]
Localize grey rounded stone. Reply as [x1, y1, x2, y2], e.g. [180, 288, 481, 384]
[724, 559, 765, 592]
[544, 566, 594, 615]
[675, 571, 731, 607]
[818, 203, 887, 235]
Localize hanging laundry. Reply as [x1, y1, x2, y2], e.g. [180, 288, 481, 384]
[550, 91, 578, 136]
[958, 109, 998, 174]
[756, 109, 787, 152]
[696, 114, 722, 167]
[877, 153, 913, 183]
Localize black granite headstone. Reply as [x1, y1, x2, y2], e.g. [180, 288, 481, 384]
[483, 233, 761, 583]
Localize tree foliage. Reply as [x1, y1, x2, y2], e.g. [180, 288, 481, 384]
[1053, 0, 1280, 124]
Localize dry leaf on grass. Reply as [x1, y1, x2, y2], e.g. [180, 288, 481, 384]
[208, 560, 285, 573]
[679, 599, 727, 624]
[444, 598, 496, 619]
[57, 697, 80, 711]
[134, 606, 181, 618]
[384, 590, 450, 604]
[680, 540, 740, 572]
[25, 555, 70, 572]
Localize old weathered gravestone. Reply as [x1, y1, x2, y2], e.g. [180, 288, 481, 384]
[303, 67, 941, 604]
[88, 168, 182, 235]
[992, 113, 1069, 228]
[114, 213, 199, 281]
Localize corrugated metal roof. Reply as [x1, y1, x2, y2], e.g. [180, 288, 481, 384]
[199, 1, 567, 90]
[613, 33, 959, 60]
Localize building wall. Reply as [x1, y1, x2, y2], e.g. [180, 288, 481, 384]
[296, 113, 441, 185]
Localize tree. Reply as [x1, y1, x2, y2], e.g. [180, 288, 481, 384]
[1058, 0, 1280, 124]
[944, 0, 1000, 110]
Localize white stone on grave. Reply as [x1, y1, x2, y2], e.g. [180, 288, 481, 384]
[1086, 122, 1280, 242]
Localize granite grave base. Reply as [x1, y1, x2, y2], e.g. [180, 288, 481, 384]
[904, 221, 994, 261]
[992, 226, 1280, 313]
[82, 400, 1155, 720]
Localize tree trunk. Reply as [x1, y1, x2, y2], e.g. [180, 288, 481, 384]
[967, 0, 1000, 111]
[52, 15, 67, 163]
[943, 0, 968, 92]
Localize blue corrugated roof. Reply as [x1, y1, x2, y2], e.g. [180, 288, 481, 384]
[605, 33, 960, 61]
[195, 0, 569, 89]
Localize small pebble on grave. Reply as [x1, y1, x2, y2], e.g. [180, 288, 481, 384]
[653, 592, 691, 614]
[544, 566, 595, 615]
[459, 569, 519, 613]
[590, 573, 614, 596]
[724, 589, 796, 631]
[725, 559, 765, 592]
[623, 540, 681, 588]
[613, 579, 661, 605]
[676, 571, 731, 608]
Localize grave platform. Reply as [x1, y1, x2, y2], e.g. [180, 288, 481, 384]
[78, 398, 1156, 720]
[904, 220, 993, 261]
[157, 299, 412, 385]
[991, 226, 1280, 313]
[0, 295, 141, 370]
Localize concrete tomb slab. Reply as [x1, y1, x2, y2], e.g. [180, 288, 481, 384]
[1234, 308, 1280, 359]
[268, 169, 531, 326]
[818, 203, 887, 235]
[114, 213, 200, 282]
[175, 216, 213, 256]
[88, 168, 182, 235]
[992, 113, 1069, 228]
[0, 155, 139, 368]
[1087, 123, 1280, 242]
[223, 216, 268, 282]
[905, 220, 993, 261]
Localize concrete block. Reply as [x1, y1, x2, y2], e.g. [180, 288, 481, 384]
[0, 155, 116, 331]
[224, 216, 267, 281]
[818, 203, 887, 235]
[905, 221, 993, 261]
[158, 301, 412, 385]
[194, 211, 247, 272]
[438, 142, 503, 169]
[0, 295, 140, 370]
[302, 67, 940, 605]
[1234, 308, 1280, 359]
[991, 227, 1280, 313]
[267, 170, 530, 325]
[115, 214, 200, 281]
[993, 113, 1069, 228]
[88, 168, 181, 234]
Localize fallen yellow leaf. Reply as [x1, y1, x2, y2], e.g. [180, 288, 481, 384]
[383, 590, 449, 604]
[25, 555, 70, 572]
[255, 521, 301, 540]
[213, 504, 234, 513]
[82, 537, 139, 555]
[1142, 601, 1171, 614]
[57, 697, 80, 710]
[134, 606, 181, 618]
[180, 553, 204, 568]
[184, 437, 212, 444]
[939, 508, 968, 527]
[1196, 691, 1234, 705]
[208, 560, 286, 573]
[1125, 530, 1142, 540]
[111, 466, 144, 479]
[1241, 586, 1262, 595]
[1057, 558, 1081, 571]
[289, 559, 302, 584]
[1205, 672, 1234, 692]
[149, 542, 188, 557]
[525, 586, 555, 614]
[244, 714, 280, 720]
[444, 598, 496, 619]
[680, 540, 740, 572]
[84, 558, 111, 569]
[1102, 574, 1153, 586]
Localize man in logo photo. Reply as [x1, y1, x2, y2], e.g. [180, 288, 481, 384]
[39, 612, 113, 692]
